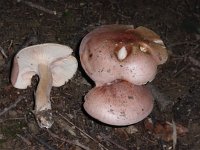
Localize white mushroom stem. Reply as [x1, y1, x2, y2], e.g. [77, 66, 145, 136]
[35, 63, 52, 111]
[35, 63, 53, 128]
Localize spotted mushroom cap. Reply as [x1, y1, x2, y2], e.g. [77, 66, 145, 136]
[84, 80, 154, 126]
[80, 24, 168, 86]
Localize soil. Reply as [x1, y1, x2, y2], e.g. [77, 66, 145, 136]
[0, 0, 200, 150]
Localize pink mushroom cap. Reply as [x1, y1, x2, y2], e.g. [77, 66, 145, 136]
[84, 80, 154, 126]
[80, 24, 168, 86]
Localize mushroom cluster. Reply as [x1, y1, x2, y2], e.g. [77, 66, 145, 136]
[11, 43, 78, 128]
[80, 25, 168, 125]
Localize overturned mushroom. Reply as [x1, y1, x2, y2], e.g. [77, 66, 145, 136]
[80, 24, 168, 86]
[84, 80, 153, 125]
[11, 43, 78, 128]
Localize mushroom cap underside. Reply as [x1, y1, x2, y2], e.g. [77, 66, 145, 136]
[11, 43, 78, 89]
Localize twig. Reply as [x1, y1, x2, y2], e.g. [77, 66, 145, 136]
[142, 135, 157, 144]
[0, 96, 24, 116]
[100, 133, 128, 150]
[168, 39, 200, 48]
[172, 63, 190, 77]
[57, 113, 109, 150]
[47, 130, 90, 150]
[188, 56, 200, 68]
[172, 120, 177, 150]
[0, 46, 8, 58]
[31, 134, 56, 150]
[1, 117, 24, 123]
[8, 40, 13, 50]
[16, 134, 32, 146]
[17, 0, 57, 15]
[117, 13, 131, 19]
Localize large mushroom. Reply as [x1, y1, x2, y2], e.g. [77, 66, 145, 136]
[80, 25, 168, 125]
[80, 24, 168, 86]
[11, 43, 78, 128]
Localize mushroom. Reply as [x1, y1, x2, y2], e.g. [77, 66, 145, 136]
[11, 43, 78, 128]
[80, 25, 168, 126]
[84, 80, 153, 126]
[80, 24, 168, 86]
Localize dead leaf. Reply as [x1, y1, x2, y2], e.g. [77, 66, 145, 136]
[144, 118, 188, 142]
[54, 118, 76, 136]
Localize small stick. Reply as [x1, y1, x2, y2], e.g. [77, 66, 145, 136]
[16, 134, 32, 146]
[31, 134, 56, 150]
[172, 120, 177, 150]
[0, 46, 8, 58]
[1, 117, 24, 123]
[47, 130, 90, 150]
[117, 13, 131, 19]
[17, 0, 57, 15]
[100, 133, 128, 150]
[58, 113, 109, 150]
[0, 96, 24, 116]
[173, 64, 190, 77]
[8, 40, 13, 50]
[168, 39, 200, 48]
[189, 56, 200, 68]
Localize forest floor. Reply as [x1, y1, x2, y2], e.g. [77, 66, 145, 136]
[0, 0, 200, 150]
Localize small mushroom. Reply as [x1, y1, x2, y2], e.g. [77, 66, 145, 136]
[11, 43, 78, 128]
[84, 80, 153, 126]
[80, 24, 168, 86]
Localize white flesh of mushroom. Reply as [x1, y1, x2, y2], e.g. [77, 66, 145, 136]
[117, 46, 128, 61]
[35, 63, 53, 128]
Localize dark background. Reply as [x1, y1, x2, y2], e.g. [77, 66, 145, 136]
[0, 0, 200, 149]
